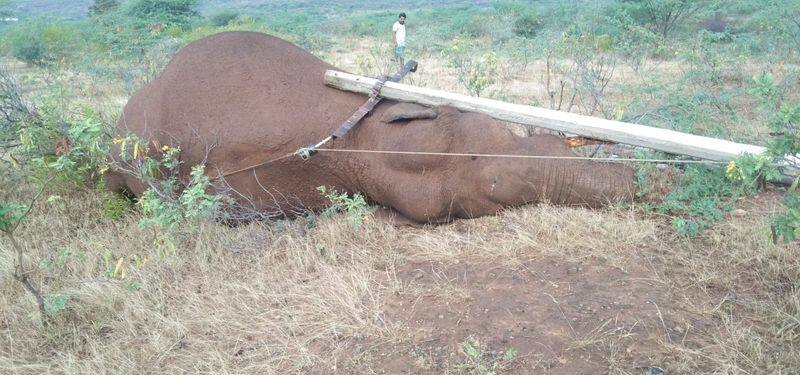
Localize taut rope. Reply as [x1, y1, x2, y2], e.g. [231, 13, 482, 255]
[311, 148, 728, 165]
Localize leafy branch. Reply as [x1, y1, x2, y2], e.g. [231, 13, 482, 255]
[1, 182, 51, 326]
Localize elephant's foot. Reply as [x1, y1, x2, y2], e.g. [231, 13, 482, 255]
[103, 170, 127, 194]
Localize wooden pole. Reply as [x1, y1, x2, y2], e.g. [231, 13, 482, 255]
[325, 70, 767, 162]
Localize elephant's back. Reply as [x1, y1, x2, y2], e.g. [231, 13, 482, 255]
[120, 31, 363, 174]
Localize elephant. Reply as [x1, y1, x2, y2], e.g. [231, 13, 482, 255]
[105, 31, 635, 224]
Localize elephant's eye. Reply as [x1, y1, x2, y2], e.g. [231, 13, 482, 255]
[471, 156, 477, 161]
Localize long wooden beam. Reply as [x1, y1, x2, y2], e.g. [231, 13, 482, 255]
[325, 70, 766, 162]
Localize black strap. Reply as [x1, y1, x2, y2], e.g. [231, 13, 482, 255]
[331, 60, 418, 139]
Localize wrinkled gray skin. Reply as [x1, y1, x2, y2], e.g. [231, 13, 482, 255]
[105, 32, 635, 223]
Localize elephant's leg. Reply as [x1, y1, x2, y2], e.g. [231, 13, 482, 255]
[103, 169, 147, 200]
[366, 168, 507, 223]
[372, 206, 422, 227]
[363, 170, 452, 223]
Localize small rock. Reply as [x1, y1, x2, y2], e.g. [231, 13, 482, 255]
[731, 209, 747, 217]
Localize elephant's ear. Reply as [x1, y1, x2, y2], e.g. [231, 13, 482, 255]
[380, 103, 439, 123]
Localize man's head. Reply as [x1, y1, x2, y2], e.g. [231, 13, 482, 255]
[398, 12, 406, 24]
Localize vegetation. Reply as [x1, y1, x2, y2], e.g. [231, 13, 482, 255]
[316, 186, 369, 228]
[618, 0, 712, 39]
[459, 336, 518, 374]
[0, 0, 14, 18]
[747, 72, 800, 241]
[125, 0, 199, 28]
[1, 0, 800, 372]
[88, 0, 119, 17]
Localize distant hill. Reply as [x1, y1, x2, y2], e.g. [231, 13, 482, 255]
[7, 0, 491, 20]
[199, 0, 491, 13]
[11, 0, 92, 20]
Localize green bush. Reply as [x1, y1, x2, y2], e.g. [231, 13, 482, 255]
[317, 186, 368, 228]
[6, 18, 80, 65]
[209, 10, 239, 27]
[126, 0, 199, 28]
[347, 11, 390, 37]
[745, 0, 800, 52]
[656, 165, 741, 236]
[512, 10, 543, 37]
[747, 72, 800, 242]
[618, 0, 712, 39]
[492, 0, 525, 17]
[108, 133, 227, 253]
[17, 99, 110, 186]
[89, 0, 120, 17]
[443, 37, 499, 97]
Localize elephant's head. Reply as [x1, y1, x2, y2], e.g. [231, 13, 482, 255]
[359, 102, 635, 222]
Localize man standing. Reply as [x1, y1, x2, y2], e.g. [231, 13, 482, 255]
[392, 12, 406, 66]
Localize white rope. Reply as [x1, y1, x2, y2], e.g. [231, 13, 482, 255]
[314, 148, 728, 165]
[217, 144, 729, 180]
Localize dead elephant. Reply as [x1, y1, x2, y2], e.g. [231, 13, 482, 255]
[106, 31, 634, 224]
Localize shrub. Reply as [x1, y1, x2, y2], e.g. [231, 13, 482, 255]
[606, 6, 660, 63]
[138, 164, 222, 231]
[347, 12, 389, 37]
[126, 0, 199, 28]
[6, 18, 80, 65]
[656, 165, 741, 237]
[746, 72, 800, 242]
[512, 10, 543, 37]
[619, 0, 711, 39]
[17, 99, 111, 186]
[745, 0, 800, 52]
[89, 0, 120, 17]
[317, 186, 369, 228]
[7, 21, 46, 64]
[209, 10, 239, 27]
[110, 133, 227, 252]
[443, 37, 498, 97]
[491, 0, 525, 17]
[0, 64, 31, 137]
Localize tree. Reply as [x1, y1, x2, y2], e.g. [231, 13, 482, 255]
[620, 0, 709, 39]
[88, 0, 119, 16]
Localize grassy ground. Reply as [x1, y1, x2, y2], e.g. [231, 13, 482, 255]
[2, 3, 800, 373]
[1, 175, 797, 373]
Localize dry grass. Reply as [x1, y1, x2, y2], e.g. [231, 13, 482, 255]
[2, 177, 798, 373]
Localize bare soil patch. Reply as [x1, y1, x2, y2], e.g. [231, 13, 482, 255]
[353, 254, 708, 373]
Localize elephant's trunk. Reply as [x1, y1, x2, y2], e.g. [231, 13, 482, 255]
[483, 142, 635, 209]
[543, 160, 635, 207]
